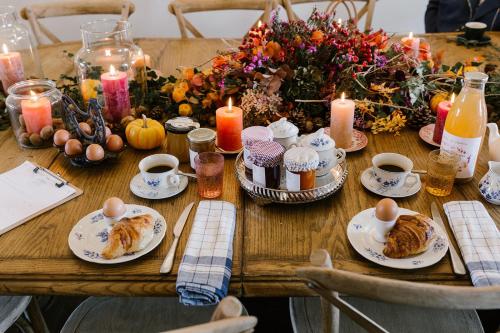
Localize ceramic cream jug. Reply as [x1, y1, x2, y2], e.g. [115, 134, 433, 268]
[479, 161, 500, 205]
[267, 118, 299, 149]
[298, 128, 346, 176]
[487, 123, 500, 162]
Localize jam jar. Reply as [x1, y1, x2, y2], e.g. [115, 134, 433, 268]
[249, 141, 285, 189]
[284, 147, 319, 191]
[241, 126, 274, 175]
[187, 128, 216, 169]
[165, 117, 199, 163]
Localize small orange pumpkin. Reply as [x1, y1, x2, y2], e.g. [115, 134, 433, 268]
[125, 114, 165, 150]
[430, 92, 449, 113]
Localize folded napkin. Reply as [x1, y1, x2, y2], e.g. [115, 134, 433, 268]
[176, 200, 236, 306]
[443, 201, 500, 286]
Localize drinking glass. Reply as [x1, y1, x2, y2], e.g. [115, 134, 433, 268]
[426, 149, 460, 196]
[195, 152, 224, 198]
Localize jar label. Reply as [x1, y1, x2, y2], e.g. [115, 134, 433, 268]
[253, 165, 266, 187]
[441, 130, 482, 179]
[286, 170, 300, 191]
[189, 149, 198, 169]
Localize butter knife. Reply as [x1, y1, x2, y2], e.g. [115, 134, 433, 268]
[431, 202, 466, 275]
[160, 202, 195, 274]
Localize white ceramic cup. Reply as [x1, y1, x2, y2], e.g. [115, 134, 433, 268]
[274, 135, 297, 150]
[372, 153, 418, 189]
[372, 217, 397, 243]
[139, 154, 181, 189]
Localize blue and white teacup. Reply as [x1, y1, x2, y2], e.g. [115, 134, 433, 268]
[139, 154, 180, 189]
[372, 153, 418, 189]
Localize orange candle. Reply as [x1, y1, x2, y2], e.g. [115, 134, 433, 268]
[21, 90, 52, 134]
[401, 32, 420, 58]
[0, 44, 25, 92]
[216, 98, 243, 151]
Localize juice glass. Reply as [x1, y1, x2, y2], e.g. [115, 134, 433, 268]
[426, 150, 460, 197]
[195, 152, 224, 198]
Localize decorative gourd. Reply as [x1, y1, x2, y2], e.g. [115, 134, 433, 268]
[430, 92, 448, 113]
[125, 114, 165, 150]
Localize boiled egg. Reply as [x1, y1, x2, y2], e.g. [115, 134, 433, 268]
[375, 198, 399, 222]
[103, 197, 126, 218]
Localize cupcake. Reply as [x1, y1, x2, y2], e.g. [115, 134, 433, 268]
[284, 147, 319, 191]
[250, 141, 285, 189]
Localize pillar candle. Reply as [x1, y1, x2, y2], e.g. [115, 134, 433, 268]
[100, 65, 131, 122]
[21, 91, 52, 134]
[330, 92, 355, 149]
[216, 98, 243, 151]
[433, 93, 455, 144]
[0, 44, 25, 92]
[401, 32, 420, 58]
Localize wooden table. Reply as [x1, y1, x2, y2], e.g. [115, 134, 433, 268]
[0, 33, 498, 297]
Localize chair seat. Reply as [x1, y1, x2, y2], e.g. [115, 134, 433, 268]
[61, 297, 248, 333]
[0, 296, 31, 332]
[290, 296, 484, 333]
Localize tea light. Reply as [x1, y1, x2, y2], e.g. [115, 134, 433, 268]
[401, 32, 420, 58]
[101, 64, 131, 122]
[216, 97, 243, 151]
[0, 44, 25, 92]
[433, 93, 455, 144]
[330, 92, 355, 149]
[21, 90, 52, 134]
[133, 50, 152, 69]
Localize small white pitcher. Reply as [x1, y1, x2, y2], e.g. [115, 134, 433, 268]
[479, 161, 500, 205]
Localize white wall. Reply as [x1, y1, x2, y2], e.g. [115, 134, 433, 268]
[3, 0, 426, 42]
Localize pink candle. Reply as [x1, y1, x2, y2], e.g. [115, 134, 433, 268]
[100, 65, 131, 122]
[401, 32, 420, 58]
[0, 44, 25, 92]
[433, 93, 455, 144]
[21, 91, 52, 134]
[330, 92, 355, 149]
[216, 98, 243, 151]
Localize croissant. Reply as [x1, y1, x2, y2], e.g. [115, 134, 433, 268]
[101, 214, 154, 259]
[383, 214, 434, 259]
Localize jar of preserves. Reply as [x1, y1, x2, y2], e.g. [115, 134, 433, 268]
[250, 141, 285, 189]
[187, 128, 216, 169]
[284, 147, 319, 191]
[165, 117, 200, 163]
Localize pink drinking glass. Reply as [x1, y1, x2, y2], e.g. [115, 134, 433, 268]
[194, 152, 224, 198]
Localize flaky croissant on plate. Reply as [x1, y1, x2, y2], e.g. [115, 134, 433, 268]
[383, 214, 434, 259]
[101, 214, 154, 259]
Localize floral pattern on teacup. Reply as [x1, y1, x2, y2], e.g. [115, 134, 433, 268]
[146, 179, 161, 187]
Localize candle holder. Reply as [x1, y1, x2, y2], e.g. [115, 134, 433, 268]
[74, 19, 146, 125]
[0, 5, 43, 94]
[6, 79, 63, 148]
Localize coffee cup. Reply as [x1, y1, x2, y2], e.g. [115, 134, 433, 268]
[372, 153, 418, 189]
[464, 22, 487, 41]
[139, 154, 180, 189]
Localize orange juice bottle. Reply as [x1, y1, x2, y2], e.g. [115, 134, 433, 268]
[441, 72, 488, 183]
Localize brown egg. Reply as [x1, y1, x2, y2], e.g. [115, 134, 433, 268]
[103, 197, 126, 218]
[79, 122, 92, 135]
[106, 134, 124, 152]
[86, 144, 105, 161]
[105, 127, 112, 139]
[65, 139, 83, 156]
[54, 129, 71, 146]
[375, 198, 399, 221]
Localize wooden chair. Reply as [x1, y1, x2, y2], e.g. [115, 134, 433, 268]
[282, 0, 377, 32]
[19, 0, 135, 45]
[0, 296, 49, 333]
[167, 0, 278, 39]
[291, 249, 500, 333]
[61, 296, 257, 333]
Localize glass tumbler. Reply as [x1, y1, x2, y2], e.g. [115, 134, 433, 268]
[195, 152, 224, 198]
[426, 149, 460, 197]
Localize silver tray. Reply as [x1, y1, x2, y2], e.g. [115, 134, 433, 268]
[235, 151, 348, 205]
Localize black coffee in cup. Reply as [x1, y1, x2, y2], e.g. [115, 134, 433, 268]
[464, 22, 487, 41]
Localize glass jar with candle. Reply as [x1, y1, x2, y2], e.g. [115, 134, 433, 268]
[0, 5, 42, 94]
[6, 79, 63, 148]
[74, 19, 145, 122]
[165, 117, 200, 163]
[187, 128, 216, 169]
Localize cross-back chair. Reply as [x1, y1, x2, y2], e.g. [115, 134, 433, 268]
[292, 249, 500, 333]
[19, 0, 135, 45]
[167, 0, 278, 39]
[282, 0, 376, 32]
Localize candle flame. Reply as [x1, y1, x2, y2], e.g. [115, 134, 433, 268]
[450, 93, 456, 104]
[408, 32, 413, 39]
[228, 97, 232, 111]
[105, 49, 111, 57]
[109, 64, 116, 76]
[257, 20, 262, 28]
[29, 90, 38, 102]
[341, 92, 346, 101]
[1, 44, 8, 54]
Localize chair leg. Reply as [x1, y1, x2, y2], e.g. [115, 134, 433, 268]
[14, 316, 35, 333]
[26, 297, 49, 333]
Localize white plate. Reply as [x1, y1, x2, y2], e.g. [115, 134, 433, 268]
[419, 124, 440, 147]
[360, 167, 421, 198]
[347, 208, 448, 269]
[68, 204, 167, 264]
[130, 173, 188, 199]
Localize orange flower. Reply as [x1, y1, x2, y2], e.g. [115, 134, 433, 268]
[178, 103, 193, 117]
[213, 55, 228, 68]
[190, 73, 203, 87]
[367, 31, 388, 50]
[310, 30, 324, 45]
[207, 92, 219, 102]
[181, 68, 194, 81]
[252, 45, 264, 56]
[177, 81, 189, 92]
[264, 41, 282, 60]
[202, 98, 212, 109]
[293, 35, 302, 47]
[172, 87, 186, 103]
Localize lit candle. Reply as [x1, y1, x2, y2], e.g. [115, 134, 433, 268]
[132, 50, 152, 69]
[330, 92, 355, 149]
[401, 32, 420, 58]
[100, 64, 131, 122]
[21, 90, 52, 134]
[0, 44, 25, 92]
[433, 93, 455, 144]
[216, 97, 243, 151]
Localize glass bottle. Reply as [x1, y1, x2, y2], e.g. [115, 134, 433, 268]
[0, 5, 43, 94]
[441, 72, 488, 183]
[74, 19, 145, 123]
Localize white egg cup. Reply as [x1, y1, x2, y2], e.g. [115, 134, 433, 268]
[372, 217, 397, 243]
[104, 210, 127, 227]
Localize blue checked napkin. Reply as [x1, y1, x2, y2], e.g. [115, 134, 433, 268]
[444, 201, 500, 286]
[176, 200, 236, 306]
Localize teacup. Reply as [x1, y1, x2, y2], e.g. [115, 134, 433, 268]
[372, 153, 418, 189]
[464, 22, 487, 41]
[139, 154, 180, 189]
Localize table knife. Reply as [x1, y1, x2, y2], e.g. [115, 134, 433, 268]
[160, 202, 195, 274]
[431, 202, 466, 275]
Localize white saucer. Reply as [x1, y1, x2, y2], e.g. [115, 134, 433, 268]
[347, 208, 448, 269]
[360, 167, 421, 198]
[130, 173, 188, 199]
[68, 204, 167, 264]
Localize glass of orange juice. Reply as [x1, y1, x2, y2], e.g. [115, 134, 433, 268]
[426, 149, 460, 197]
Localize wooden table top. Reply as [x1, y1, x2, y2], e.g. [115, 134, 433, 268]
[0, 33, 498, 297]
